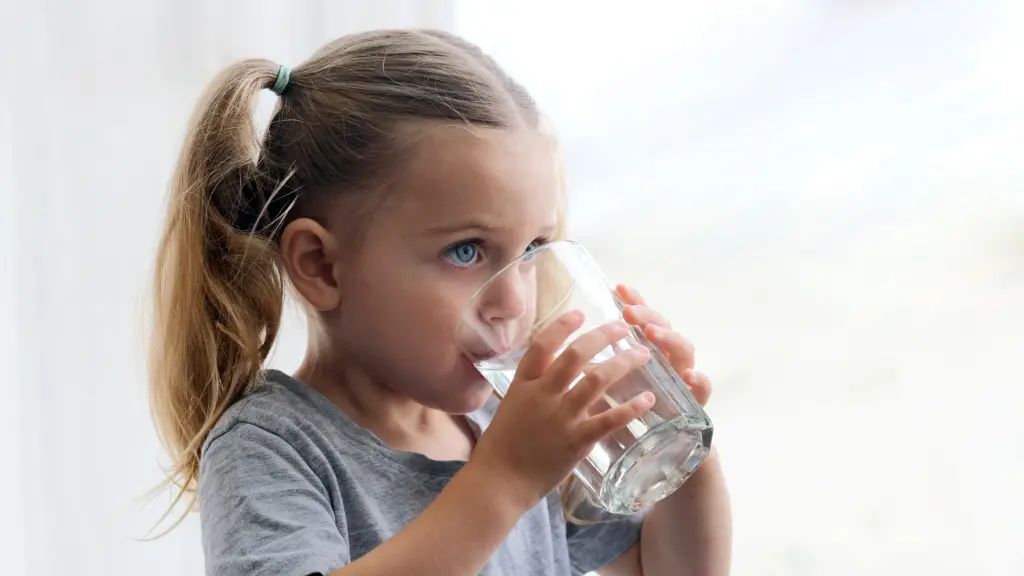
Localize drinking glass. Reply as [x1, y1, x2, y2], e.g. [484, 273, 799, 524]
[457, 240, 713, 514]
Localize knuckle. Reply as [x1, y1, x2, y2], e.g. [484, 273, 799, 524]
[617, 411, 637, 428]
[606, 414, 629, 433]
[631, 346, 651, 363]
[584, 370, 607, 390]
[603, 321, 626, 337]
[609, 362, 633, 383]
[604, 409, 626, 427]
[558, 312, 580, 329]
[528, 341, 552, 358]
[536, 331, 561, 350]
[627, 358, 646, 374]
[560, 345, 584, 365]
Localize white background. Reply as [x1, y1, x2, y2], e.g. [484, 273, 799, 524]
[1, 1, 1022, 574]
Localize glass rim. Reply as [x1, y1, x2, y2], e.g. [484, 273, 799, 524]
[455, 238, 587, 340]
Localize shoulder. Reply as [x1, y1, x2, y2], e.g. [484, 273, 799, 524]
[197, 373, 352, 576]
[202, 370, 335, 462]
[198, 371, 346, 504]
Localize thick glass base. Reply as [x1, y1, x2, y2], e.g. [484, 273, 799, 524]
[595, 416, 713, 515]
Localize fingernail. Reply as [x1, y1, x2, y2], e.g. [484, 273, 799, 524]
[638, 392, 656, 407]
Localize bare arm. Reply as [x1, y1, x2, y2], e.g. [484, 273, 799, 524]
[332, 460, 529, 576]
[638, 449, 732, 576]
[595, 451, 730, 576]
[605, 286, 732, 576]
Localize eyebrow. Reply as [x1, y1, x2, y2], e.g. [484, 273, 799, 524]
[425, 219, 501, 235]
[424, 219, 558, 236]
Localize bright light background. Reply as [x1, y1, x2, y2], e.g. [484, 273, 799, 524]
[457, 1, 1024, 574]
[0, 1, 1021, 575]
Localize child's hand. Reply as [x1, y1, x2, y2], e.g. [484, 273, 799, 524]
[470, 310, 655, 510]
[616, 284, 713, 406]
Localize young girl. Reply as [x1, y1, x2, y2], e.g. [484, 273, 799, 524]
[150, 29, 731, 576]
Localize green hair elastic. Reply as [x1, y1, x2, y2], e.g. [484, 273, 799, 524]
[271, 65, 291, 95]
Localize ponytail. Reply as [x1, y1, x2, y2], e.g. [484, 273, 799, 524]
[149, 30, 562, 531]
[149, 60, 287, 529]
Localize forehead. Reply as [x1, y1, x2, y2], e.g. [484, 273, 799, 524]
[382, 125, 561, 234]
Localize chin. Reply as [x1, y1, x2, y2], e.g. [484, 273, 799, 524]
[401, 354, 495, 415]
[439, 364, 494, 415]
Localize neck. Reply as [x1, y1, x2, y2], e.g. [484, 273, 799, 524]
[294, 332, 459, 453]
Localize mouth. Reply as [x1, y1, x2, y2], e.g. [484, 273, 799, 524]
[466, 349, 501, 363]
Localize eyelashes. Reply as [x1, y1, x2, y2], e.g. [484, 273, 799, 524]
[444, 240, 482, 267]
[442, 237, 550, 269]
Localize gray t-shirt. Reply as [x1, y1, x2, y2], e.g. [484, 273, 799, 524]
[198, 370, 642, 576]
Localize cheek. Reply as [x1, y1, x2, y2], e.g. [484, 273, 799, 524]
[339, 253, 484, 365]
[346, 273, 465, 350]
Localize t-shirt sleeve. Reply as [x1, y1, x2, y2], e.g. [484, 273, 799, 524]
[564, 501, 644, 576]
[199, 422, 349, 576]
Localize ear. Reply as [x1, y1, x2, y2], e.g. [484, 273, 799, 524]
[278, 217, 344, 311]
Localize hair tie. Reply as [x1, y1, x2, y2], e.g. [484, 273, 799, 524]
[271, 65, 291, 96]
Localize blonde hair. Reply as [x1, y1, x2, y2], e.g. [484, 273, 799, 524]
[149, 29, 572, 531]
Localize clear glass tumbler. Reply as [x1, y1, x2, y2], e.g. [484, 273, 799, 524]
[457, 240, 713, 514]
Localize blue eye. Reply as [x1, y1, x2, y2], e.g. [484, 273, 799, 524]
[523, 239, 547, 260]
[444, 241, 481, 267]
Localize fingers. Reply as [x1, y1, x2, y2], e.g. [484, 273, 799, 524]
[613, 285, 706, 400]
[615, 284, 647, 306]
[546, 320, 630, 389]
[622, 304, 671, 330]
[645, 324, 695, 372]
[516, 310, 585, 380]
[682, 368, 713, 406]
[577, 392, 655, 445]
[564, 346, 650, 411]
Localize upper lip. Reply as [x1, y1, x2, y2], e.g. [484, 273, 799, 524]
[466, 348, 500, 363]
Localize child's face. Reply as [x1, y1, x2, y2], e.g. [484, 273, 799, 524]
[332, 125, 560, 414]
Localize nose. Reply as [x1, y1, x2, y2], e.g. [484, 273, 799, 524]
[477, 264, 530, 325]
